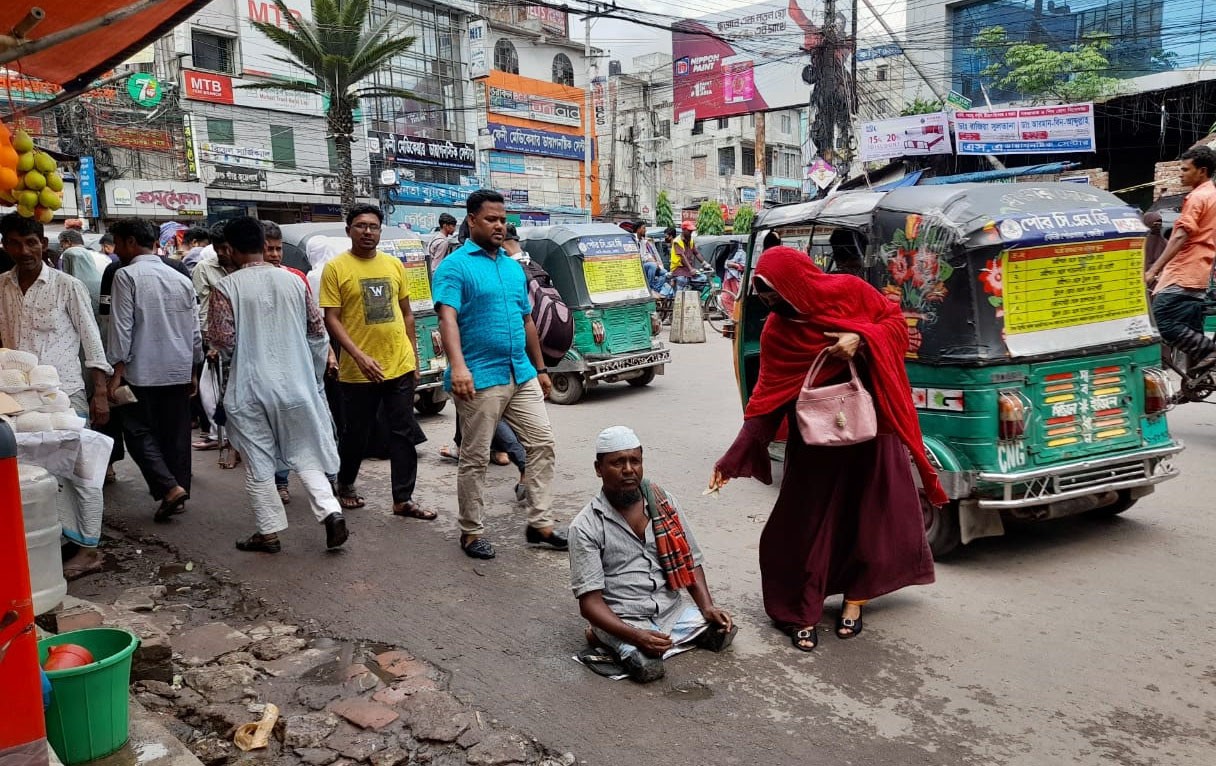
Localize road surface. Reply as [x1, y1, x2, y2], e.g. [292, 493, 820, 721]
[102, 333, 1216, 766]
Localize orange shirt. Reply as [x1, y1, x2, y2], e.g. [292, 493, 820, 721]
[1157, 181, 1216, 292]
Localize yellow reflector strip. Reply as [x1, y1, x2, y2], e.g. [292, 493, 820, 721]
[1097, 428, 1129, 439]
[1094, 386, 1123, 396]
[1048, 436, 1080, 447]
[1045, 394, 1076, 403]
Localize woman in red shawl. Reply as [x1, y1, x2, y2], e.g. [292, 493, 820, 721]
[710, 246, 945, 652]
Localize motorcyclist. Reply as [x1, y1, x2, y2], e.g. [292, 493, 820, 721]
[669, 221, 709, 292]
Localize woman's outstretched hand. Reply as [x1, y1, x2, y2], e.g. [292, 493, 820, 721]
[823, 331, 862, 359]
[707, 467, 731, 493]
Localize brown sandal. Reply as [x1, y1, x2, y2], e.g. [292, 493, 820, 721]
[338, 486, 365, 509]
[393, 501, 437, 520]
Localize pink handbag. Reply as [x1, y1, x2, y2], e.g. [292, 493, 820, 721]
[795, 349, 877, 447]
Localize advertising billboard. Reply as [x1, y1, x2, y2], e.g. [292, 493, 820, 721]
[955, 104, 1097, 155]
[672, 0, 825, 120]
[859, 113, 953, 162]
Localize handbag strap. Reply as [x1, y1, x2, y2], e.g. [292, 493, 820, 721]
[802, 347, 863, 391]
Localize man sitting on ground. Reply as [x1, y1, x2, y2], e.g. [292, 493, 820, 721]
[569, 426, 735, 683]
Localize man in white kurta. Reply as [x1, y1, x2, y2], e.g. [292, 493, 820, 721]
[204, 217, 346, 553]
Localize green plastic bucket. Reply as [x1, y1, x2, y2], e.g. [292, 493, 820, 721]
[38, 628, 140, 765]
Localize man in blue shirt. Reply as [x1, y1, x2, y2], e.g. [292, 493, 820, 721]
[433, 190, 564, 560]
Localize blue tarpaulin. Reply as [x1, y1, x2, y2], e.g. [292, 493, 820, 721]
[873, 170, 925, 191]
[919, 162, 1080, 185]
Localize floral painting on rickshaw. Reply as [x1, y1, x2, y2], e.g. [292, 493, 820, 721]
[879, 213, 953, 357]
[980, 256, 1004, 318]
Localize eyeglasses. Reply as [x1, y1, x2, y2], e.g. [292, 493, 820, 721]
[350, 223, 382, 232]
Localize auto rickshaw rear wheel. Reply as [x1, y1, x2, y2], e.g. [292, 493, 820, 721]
[414, 390, 447, 416]
[626, 368, 656, 387]
[921, 492, 961, 559]
[1086, 489, 1138, 518]
[548, 372, 585, 405]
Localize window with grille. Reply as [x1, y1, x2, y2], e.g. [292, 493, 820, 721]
[718, 147, 735, 176]
[192, 29, 235, 74]
[877, 65, 889, 82]
[741, 147, 755, 176]
[780, 114, 792, 133]
[494, 40, 519, 74]
[717, 117, 730, 130]
[691, 120, 703, 135]
[552, 54, 574, 86]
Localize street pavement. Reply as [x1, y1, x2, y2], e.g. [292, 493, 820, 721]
[101, 332, 1216, 766]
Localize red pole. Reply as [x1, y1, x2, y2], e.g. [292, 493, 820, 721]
[0, 421, 48, 764]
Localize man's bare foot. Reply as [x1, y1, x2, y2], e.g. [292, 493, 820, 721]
[63, 548, 104, 580]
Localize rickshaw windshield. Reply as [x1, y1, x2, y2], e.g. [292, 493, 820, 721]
[379, 236, 434, 313]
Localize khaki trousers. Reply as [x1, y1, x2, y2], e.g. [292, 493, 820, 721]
[454, 378, 555, 535]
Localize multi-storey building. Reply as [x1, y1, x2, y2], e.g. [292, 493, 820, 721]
[471, 3, 598, 223]
[601, 53, 806, 225]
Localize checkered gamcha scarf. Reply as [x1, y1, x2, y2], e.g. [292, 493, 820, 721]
[640, 479, 697, 591]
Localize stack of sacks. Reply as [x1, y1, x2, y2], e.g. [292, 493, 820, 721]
[0, 348, 84, 432]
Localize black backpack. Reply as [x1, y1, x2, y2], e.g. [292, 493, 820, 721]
[522, 260, 574, 367]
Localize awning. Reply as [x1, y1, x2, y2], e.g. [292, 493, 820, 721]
[0, 1, 212, 92]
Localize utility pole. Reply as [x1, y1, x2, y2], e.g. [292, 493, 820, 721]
[754, 112, 766, 208]
[583, 13, 594, 222]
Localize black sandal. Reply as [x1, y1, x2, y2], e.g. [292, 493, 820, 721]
[786, 626, 818, 652]
[836, 607, 864, 640]
[153, 492, 189, 523]
[337, 486, 365, 509]
[235, 533, 281, 553]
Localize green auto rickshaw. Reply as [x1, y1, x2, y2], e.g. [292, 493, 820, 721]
[278, 223, 448, 415]
[737, 183, 1182, 557]
[519, 224, 669, 405]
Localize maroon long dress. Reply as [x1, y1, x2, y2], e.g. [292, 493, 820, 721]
[720, 396, 935, 629]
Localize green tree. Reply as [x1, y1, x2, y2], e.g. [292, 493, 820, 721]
[901, 97, 944, 116]
[696, 201, 725, 235]
[246, 0, 429, 212]
[973, 26, 1118, 104]
[655, 190, 674, 229]
[732, 204, 755, 235]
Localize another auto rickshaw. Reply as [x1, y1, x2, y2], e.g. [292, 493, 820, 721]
[519, 224, 669, 405]
[278, 223, 448, 415]
[737, 184, 1182, 557]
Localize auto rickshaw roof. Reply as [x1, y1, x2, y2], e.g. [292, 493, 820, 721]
[278, 223, 349, 248]
[754, 192, 886, 231]
[875, 183, 1133, 236]
[518, 223, 632, 251]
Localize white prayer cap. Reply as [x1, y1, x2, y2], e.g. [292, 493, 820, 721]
[596, 426, 641, 455]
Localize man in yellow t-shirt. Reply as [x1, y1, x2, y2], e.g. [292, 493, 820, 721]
[320, 204, 436, 521]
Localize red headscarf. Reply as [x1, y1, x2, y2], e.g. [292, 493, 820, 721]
[748, 246, 947, 505]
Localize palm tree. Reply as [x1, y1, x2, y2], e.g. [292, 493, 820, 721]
[245, 0, 428, 212]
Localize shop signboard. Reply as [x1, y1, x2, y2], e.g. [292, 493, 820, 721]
[578, 234, 649, 304]
[955, 103, 1096, 155]
[105, 180, 207, 218]
[488, 87, 581, 127]
[386, 204, 468, 234]
[369, 131, 476, 170]
[240, 0, 314, 81]
[78, 157, 99, 218]
[126, 73, 163, 108]
[319, 175, 372, 197]
[95, 126, 174, 151]
[487, 123, 590, 161]
[526, 6, 568, 35]
[208, 164, 267, 191]
[672, 0, 822, 120]
[468, 20, 490, 79]
[859, 112, 953, 162]
[200, 143, 274, 169]
[389, 181, 479, 206]
[182, 69, 322, 114]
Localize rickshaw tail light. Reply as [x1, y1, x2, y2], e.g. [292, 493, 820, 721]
[592, 320, 606, 345]
[998, 391, 1028, 441]
[1143, 368, 1172, 414]
[430, 330, 443, 357]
